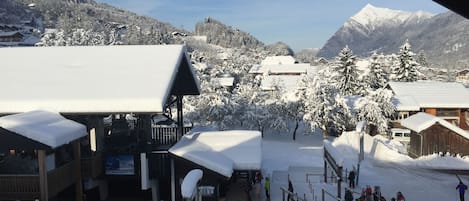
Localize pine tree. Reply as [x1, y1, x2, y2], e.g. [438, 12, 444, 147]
[356, 88, 395, 135]
[417, 50, 428, 67]
[366, 53, 389, 89]
[303, 68, 351, 138]
[391, 40, 419, 82]
[332, 46, 363, 96]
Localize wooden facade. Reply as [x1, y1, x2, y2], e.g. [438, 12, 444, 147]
[409, 123, 469, 158]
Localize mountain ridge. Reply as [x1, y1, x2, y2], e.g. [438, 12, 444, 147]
[317, 4, 468, 67]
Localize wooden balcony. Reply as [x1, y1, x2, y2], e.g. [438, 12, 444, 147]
[151, 126, 191, 150]
[0, 154, 103, 200]
[0, 174, 40, 200]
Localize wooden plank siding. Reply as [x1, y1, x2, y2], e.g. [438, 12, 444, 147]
[409, 123, 469, 158]
[460, 109, 469, 130]
[424, 108, 437, 116]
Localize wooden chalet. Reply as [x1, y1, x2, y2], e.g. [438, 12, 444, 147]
[0, 45, 200, 201]
[0, 110, 88, 201]
[401, 112, 469, 158]
[388, 81, 469, 131]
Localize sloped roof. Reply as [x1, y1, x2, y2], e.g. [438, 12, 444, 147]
[249, 63, 311, 74]
[0, 110, 87, 148]
[388, 81, 469, 109]
[401, 112, 469, 139]
[169, 130, 262, 178]
[0, 45, 199, 114]
[261, 56, 296, 65]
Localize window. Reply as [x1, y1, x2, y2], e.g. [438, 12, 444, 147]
[436, 109, 459, 117]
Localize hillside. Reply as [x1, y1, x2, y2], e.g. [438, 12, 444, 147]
[195, 17, 265, 50]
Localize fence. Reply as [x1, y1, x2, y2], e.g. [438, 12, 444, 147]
[281, 187, 308, 201]
[151, 125, 192, 145]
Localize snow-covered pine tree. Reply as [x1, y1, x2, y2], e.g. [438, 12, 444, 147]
[265, 78, 288, 134]
[391, 39, 420, 82]
[366, 52, 389, 89]
[332, 46, 363, 96]
[356, 88, 395, 135]
[303, 68, 351, 138]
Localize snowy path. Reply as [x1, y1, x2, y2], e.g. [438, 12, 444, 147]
[261, 132, 468, 201]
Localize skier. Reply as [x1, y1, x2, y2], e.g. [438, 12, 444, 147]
[457, 181, 468, 201]
[265, 177, 270, 201]
[345, 188, 354, 201]
[287, 174, 294, 201]
[396, 191, 405, 201]
[348, 169, 356, 189]
[254, 171, 263, 201]
[365, 185, 372, 201]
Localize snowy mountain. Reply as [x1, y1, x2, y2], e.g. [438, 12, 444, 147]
[317, 4, 469, 67]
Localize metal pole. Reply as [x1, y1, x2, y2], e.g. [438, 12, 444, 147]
[171, 158, 176, 201]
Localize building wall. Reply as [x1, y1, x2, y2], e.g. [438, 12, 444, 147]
[409, 123, 469, 158]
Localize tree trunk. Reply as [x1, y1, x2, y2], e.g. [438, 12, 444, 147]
[322, 125, 328, 139]
[292, 121, 299, 141]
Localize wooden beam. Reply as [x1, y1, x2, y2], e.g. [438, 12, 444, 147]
[38, 150, 48, 201]
[73, 141, 83, 201]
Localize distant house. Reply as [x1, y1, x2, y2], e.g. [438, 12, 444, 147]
[0, 31, 24, 42]
[388, 81, 469, 132]
[249, 63, 312, 76]
[261, 55, 297, 65]
[455, 69, 469, 85]
[401, 112, 469, 158]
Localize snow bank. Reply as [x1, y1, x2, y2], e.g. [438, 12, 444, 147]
[181, 169, 203, 199]
[331, 132, 469, 170]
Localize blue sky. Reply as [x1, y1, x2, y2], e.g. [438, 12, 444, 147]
[95, 0, 447, 51]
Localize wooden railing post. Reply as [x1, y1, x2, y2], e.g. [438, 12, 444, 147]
[282, 188, 285, 201]
[73, 141, 83, 201]
[321, 189, 325, 201]
[38, 150, 48, 201]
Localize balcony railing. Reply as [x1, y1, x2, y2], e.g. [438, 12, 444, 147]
[0, 155, 103, 200]
[151, 125, 192, 146]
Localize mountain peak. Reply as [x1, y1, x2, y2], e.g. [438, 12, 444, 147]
[348, 4, 434, 28]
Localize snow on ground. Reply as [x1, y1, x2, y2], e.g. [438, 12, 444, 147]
[261, 131, 469, 201]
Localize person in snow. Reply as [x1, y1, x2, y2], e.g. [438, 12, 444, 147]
[457, 181, 468, 201]
[365, 185, 372, 201]
[396, 191, 405, 201]
[254, 171, 263, 201]
[345, 188, 353, 201]
[287, 174, 294, 201]
[265, 177, 271, 201]
[348, 169, 356, 189]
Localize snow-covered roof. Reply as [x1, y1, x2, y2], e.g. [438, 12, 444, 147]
[214, 77, 235, 87]
[0, 45, 199, 114]
[0, 110, 87, 148]
[392, 95, 420, 111]
[261, 56, 296, 65]
[260, 75, 301, 91]
[249, 63, 311, 75]
[388, 81, 469, 109]
[401, 112, 469, 139]
[0, 31, 23, 37]
[169, 130, 262, 178]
